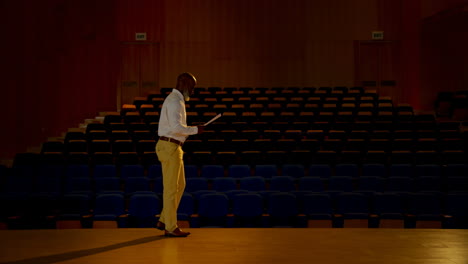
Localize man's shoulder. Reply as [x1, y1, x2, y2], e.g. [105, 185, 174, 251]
[165, 93, 183, 106]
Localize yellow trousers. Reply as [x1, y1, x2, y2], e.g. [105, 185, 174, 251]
[156, 140, 186, 232]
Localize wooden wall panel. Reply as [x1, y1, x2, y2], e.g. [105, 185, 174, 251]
[158, 0, 378, 88]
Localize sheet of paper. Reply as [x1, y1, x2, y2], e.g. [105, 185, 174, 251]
[203, 113, 222, 126]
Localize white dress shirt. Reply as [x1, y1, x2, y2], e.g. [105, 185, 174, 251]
[158, 89, 198, 142]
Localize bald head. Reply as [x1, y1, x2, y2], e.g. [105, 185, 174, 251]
[176, 72, 197, 101]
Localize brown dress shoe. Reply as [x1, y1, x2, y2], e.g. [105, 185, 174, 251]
[156, 221, 165, 230]
[165, 228, 191, 237]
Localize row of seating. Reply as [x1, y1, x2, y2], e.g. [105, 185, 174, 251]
[45, 137, 466, 155]
[152, 86, 372, 98]
[3, 163, 467, 199]
[2, 191, 467, 229]
[62, 127, 465, 143]
[83, 118, 463, 132]
[6, 163, 467, 179]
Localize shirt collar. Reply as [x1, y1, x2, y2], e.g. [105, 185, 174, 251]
[172, 88, 184, 101]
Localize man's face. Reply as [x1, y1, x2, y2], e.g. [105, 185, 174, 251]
[183, 78, 196, 101]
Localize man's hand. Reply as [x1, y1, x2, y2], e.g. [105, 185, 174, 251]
[197, 126, 205, 134]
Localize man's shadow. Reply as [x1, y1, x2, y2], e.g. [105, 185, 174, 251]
[0, 234, 166, 264]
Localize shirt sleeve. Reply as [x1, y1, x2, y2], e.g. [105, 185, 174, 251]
[168, 100, 198, 136]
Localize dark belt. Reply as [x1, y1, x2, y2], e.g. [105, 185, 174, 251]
[159, 136, 184, 146]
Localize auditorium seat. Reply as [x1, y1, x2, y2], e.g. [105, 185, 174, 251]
[414, 164, 441, 178]
[227, 164, 251, 178]
[389, 164, 413, 178]
[124, 177, 151, 196]
[212, 177, 237, 192]
[127, 192, 161, 228]
[335, 164, 359, 178]
[267, 192, 301, 227]
[327, 176, 354, 194]
[94, 177, 122, 195]
[269, 176, 296, 192]
[362, 163, 387, 177]
[175, 193, 195, 228]
[92, 193, 127, 228]
[302, 193, 334, 228]
[372, 193, 405, 228]
[444, 193, 468, 229]
[298, 177, 324, 192]
[308, 164, 332, 179]
[406, 193, 448, 228]
[335, 192, 371, 228]
[195, 193, 230, 227]
[414, 176, 442, 193]
[56, 193, 92, 229]
[281, 164, 305, 178]
[239, 177, 266, 192]
[112, 140, 134, 154]
[185, 178, 209, 193]
[232, 193, 265, 227]
[385, 176, 414, 194]
[356, 176, 385, 196]
[201, 165, 224, 179]
[93, 164, 117, 178]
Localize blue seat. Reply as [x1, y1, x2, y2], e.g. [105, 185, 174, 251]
[254, 164, 278, 179]
[386, 177, 414, 194]
[406, 193, 447, 228]
[298, 177, 324, 192]
[361, 163, 387, 177]
[444, 193, 468, 229]
[35, 165, 64, 197]
[232, 193, 264, 227]
[177, 193, 195, 227]
[185, 165, 198, 178]
[120, 165, 144, 180]
[185, 178, 209, 193]
[282, 164, 305, 178]
[18, 193, 59, 229]
[357, 176, 385, 195]
[65, 177, 92, 196]
[152, 177, 163, 194]
[94, 177, 122, 194]
[446, 176, 468, 193]
[93, 193, 126, 228]
[335, 192, 371, 227]
[201, 165, 224, 179]
[65, 164, 90, 178]
[212, 177, 237, 192]
[372, 193, 405, 228]
[147, 164, 162, 179]
[302, 193, 334, 228]
[335, 164, 359, 178]
[414, 176, 441, 193]
[239, 176, 266, 191]
[444, 164, 468, 177]
[124, 177, 151, 195]
[267, 192, 300, 227]
[328, 176, 353, 193]
[389, 164, 413, 178]
[196, 193, 230, 227]
[308, 164, 332, 178]
[56, 193, 92, 229]
[414, 164, 441, 178]
[269, 176, 296, 192]
[127, 193, 161, 227]
[228, 164, 251, 178]
[93, 165, 117, 178]
[223, 189, 249, 201]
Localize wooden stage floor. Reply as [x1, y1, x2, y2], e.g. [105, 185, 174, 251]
[0, 228, 467, 264]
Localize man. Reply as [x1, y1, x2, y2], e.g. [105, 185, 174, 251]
[156, 72, 204, 237]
